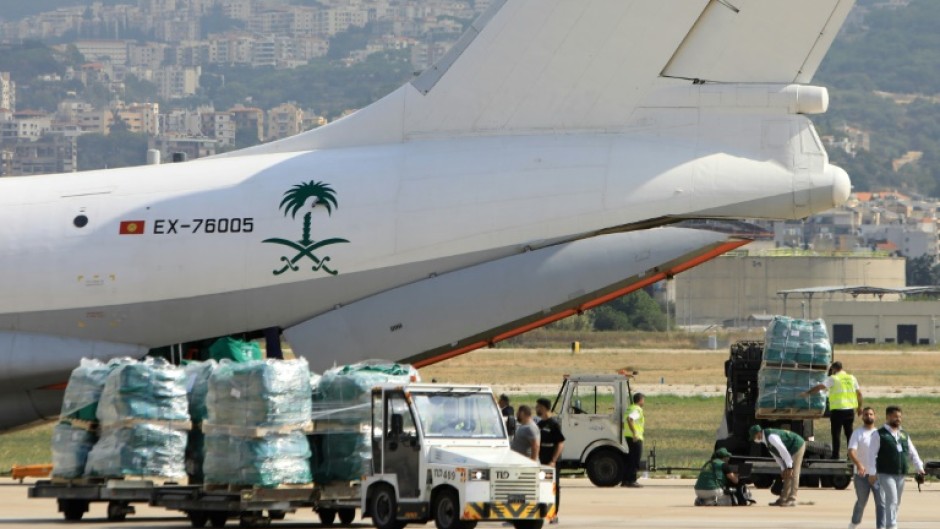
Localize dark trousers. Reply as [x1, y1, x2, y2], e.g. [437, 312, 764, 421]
[830, 408, 855, 459]
[623, 437, 643, 484]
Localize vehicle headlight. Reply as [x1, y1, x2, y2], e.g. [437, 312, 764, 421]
[469, 469, 490, 481]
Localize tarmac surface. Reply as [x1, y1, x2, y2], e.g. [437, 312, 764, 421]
[2, 477, 939, 529]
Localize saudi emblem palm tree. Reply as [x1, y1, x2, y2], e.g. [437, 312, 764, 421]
[280, 181, 338, 245]
[264, 180, 349, 276]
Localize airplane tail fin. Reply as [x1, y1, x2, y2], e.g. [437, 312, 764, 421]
[226, 0, 855, 156]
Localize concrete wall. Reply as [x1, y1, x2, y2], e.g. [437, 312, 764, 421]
[674, 252, 905, 326]
[822, 301, 940, 345]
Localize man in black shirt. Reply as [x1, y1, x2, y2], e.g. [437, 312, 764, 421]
[536, 397, 565, 524]
[499, 394, 517, 437]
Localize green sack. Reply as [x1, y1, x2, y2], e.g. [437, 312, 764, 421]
[209, 337, 263, 363]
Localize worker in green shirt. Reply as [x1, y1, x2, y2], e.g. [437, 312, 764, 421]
[694, 448, 740, 506]
[750, 425, 806, 507]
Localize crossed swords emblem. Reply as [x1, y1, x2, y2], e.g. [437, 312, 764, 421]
[262, 236, 349, 276]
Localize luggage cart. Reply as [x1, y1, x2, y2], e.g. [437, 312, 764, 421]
[28, 477, 166, 522]
[151, 484, 319, 528]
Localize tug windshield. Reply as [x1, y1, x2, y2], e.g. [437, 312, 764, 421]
[412, 392, 506, 439]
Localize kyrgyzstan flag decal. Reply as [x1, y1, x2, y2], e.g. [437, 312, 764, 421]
[119, 220, 146, 235]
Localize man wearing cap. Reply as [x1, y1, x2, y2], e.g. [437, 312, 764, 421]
[803, 361, 863, 459]
[694, 448, 739, 506]
[750, 425, 806, 507]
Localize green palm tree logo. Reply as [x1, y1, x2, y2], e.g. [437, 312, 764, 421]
[263, 180, 349, 276]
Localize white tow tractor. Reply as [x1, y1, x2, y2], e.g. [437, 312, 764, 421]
[320, 384, 556, 529]
[552, 372, 637, 487]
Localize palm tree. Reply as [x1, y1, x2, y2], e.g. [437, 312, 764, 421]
[279, 181, 339, 246]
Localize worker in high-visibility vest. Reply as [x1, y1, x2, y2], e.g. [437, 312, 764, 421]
[803, 361, 863, 460]
[621, 392, 645, 487]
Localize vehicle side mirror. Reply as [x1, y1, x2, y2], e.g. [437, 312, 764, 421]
[391, 413, 404, 436]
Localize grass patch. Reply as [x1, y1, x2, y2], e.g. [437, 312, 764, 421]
[421, 349, 940, 389]
[0, 422, 55, 473]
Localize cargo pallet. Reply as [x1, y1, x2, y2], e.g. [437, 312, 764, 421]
[151, 484, 319, 528]
[716, 340, 854, 491]
[28, 477, 172, 522]
[755, 408, 826, 420]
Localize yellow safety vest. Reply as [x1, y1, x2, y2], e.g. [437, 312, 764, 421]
[829, 371, 859, 410]
[623, 404, 644, 440]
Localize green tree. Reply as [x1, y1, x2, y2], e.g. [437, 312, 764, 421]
[589, 290, 668, 332]
[906, 255, 940, 286]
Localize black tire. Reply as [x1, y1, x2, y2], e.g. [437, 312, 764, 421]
[268, 510, 286, 520]
[751, 475, 774, 489]
[512, 521, 544, 529]
[338, 508, 356, 526]
[831, 474, 852, 490]
[800, 475, 821, 488]
[60, 499, 87, 522]
[107, 501, 129, 522]
[585, 449, 624, 487]
[209, 512, 229, 528]
[188, 511, 209, 528]
[433, 488, 467, 529]
[804, 441, 833, 459]
[370, 485, 404, 529]
[239, 512, 270, 528]
[319, 508, 337, 526]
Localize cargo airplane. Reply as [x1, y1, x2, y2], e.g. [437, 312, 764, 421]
[0, 0, 855, 430]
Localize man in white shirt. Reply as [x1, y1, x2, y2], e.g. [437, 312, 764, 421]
[847, 407, 884, 529]
[867, 406, 926, 529]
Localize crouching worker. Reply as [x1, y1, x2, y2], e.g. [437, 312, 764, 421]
[694, 448, 742, 506]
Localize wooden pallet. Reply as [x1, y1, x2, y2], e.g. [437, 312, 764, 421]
[100, 418, 193, 432]
[203, 482, 313, 493]
[50, 476, 110, 486]
[756, 408, 825, 420]
[60, 418, 99, 432]
[109, 475, 184, 487]
[760, 361, 829, 371]
[202, 420, 313, 437]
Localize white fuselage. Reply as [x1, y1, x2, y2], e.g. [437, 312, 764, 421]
[0, 117, 845, 346]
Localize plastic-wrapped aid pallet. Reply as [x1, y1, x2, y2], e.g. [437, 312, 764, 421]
[310, 362, 419, 483]
[85, 423, 188, 478]
[203, 359, 313, 487]
[762, 316, 833, 367]
[203, 432, 312, 487]
[52, 358, 131, 479]
[757, 368, 828, 414]
[51, 423, 98, 479]
[206, 358, 312, 427]
[59, 358, 131, 423]
[96, 358, 190, 424]
[85, 358, 191, 478]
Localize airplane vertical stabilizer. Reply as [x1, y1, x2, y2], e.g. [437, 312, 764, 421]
[222, 0, 856, 155]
